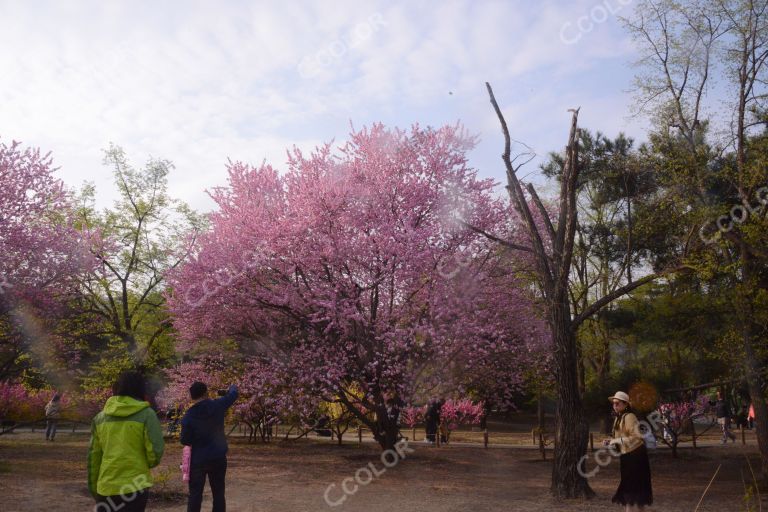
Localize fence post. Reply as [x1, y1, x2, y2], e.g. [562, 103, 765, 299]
[357, 425, 362, 445]
[436, 423, 442, 447]
[532, 428, 536, 445]
[483, 429, 489, 448]
[539, 430, 545, 460]
[691, 422, 697, 449]
[412, 427, 416, 442]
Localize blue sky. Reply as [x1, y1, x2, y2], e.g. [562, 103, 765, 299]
[1, 0, 659, 211]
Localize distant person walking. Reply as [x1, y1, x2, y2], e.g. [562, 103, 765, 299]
[88, 371, 165, 512]
[45, 393, 61, 441]
[386, 396, 402, 440]
[424, 399, 440, 444]
[603, 391, 653, 511]
[181, 382, 239, 512]
[716, 391, 737, 443]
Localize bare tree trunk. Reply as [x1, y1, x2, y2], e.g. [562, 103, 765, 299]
[577, 340, 586, 397]
[483, 83, 668, 497]
[371, 405, 399, 451]
[551, 304, 595, 498]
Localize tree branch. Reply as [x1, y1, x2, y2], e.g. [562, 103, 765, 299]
[571, 267, 683, 329]
[459, 220, 533, 253]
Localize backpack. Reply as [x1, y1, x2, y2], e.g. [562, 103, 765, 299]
[617, 412, 656, 450]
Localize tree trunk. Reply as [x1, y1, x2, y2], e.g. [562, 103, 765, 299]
[379, 423, 398, 451]
[576, 340, 586, 397]
[550, 305, 595, 498]
[537, 390, 545, 434]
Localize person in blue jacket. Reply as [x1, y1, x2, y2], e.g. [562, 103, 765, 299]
[180, 382, 238, 512]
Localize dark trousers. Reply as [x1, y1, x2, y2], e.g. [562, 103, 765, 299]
[188, 457, 227, 512]
[425, 421, 437, 442]
[94, 490, 149, 512]
[45, 419, 57, 440]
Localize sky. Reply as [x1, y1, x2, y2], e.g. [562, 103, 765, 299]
[1, 0, 657, 212]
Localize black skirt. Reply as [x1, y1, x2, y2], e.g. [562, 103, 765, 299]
[612, 444, 653, 506]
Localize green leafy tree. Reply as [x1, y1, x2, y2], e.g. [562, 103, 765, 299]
[624, 0, 768, 481]
[73, 146, 202, 379]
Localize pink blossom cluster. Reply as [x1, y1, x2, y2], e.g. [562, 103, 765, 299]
[159, 355, 321, 431]
[657, 400, 703, 433]
[157, 355, 238, 410]
[400, 405, 424, 428]
[439, 398, 485, 431]
[166, 124, 549, 447]
[0, 381, 46, 421]
[234, 358, 320, 431]
[0, 140, 92, 305]
[0, 139, 98, 381]
[400, 398, 484, 431]
[0, 381, 110, 423]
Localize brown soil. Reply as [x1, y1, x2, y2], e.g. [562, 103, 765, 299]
[0, 431, 763, 511]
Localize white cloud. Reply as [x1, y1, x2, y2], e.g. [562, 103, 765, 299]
[0, 0, 667, 211]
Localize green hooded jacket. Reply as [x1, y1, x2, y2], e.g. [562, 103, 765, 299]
[87, 396, 165, 497]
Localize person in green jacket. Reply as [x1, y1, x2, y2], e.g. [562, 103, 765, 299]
[88, 371, 165, 512]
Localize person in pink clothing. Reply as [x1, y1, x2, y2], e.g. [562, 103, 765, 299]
[181, 446, 192, 482]
[749, 403, 755, 430]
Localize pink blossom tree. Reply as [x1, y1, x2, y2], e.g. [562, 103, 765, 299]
[159, 355, 240, 411]
[161, 354, 321, 442]
[400, 405, 424, 429]
[234, 358, 320, 443]
[169, 124, 542, 450]
[0, 381, 45, 424]
[656, 400, 706, 457]
[0, 382, 110, 432]
[440, 398, 484, 439]
[0, 139, 94, 381]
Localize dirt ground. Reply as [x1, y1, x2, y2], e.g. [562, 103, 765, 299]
[0, 431, 764, 512]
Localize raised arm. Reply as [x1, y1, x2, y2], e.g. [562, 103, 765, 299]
[216, 384, 239, 410]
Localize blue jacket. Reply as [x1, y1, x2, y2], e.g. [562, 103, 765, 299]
[180, 385, 238, 466]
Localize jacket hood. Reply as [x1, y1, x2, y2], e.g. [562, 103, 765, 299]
[103, 395, 150, 417]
